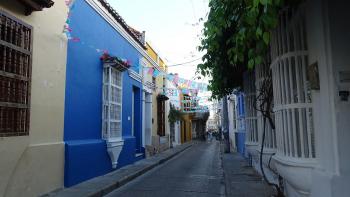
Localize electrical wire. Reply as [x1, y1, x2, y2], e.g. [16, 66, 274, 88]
[167, 57, 202, 67]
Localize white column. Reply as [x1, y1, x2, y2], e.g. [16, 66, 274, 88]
[145, 93, 152, 145]
[142, 91, 146, 147]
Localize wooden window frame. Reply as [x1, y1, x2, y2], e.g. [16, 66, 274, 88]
[0, 10, 33, 137]
[157, 99, 165, 136]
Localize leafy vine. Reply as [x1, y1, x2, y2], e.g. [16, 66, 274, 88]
[197, 0, 285, 99]
[168, 104, 182, 124]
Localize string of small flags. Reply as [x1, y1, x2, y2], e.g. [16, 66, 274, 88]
[62, 0, 208, 93]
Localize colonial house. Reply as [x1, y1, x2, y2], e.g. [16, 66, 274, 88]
[229, 1, 350, 196]
[207, 99, 220, 134]
[190, 97, 209, 140]
[0, 0, 68, 196]
[140, 56, 154, 156]
[145, 43, 171, 154]
[63, 0, 149, 187]
[227, 93, 246, 154]
[180, 93, 196, 143]
[166, 79, 181, 147]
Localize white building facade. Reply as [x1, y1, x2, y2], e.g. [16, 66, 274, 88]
[241, 1, 350, 196]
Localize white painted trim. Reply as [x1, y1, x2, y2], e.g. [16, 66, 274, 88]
[131, 88, 135, 137]
[274, 154, 316, 168]
[128, 69, 142, 82]
[29, 142, 64, 147]
[270, 51, 308, 69]
[85, 0, 163, 72]
[273, 103, 312, 112]
[106, 137, 124, 143]
[245, 141, 259, 146]
[142, 91, 146, 147]
[102, 65, 123, 139]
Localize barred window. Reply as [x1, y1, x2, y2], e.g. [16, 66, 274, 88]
[157, 99, 165, 136]
[271, 8, 315, 158]
[102, 67, 123, 139]
[0, 11, 32, 137]
[243, 71, 258, 143]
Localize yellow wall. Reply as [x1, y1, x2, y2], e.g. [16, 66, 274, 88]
[146, 43, 158, 64]
[146, 43, 169, 138]
[181, 116, 192, 144]
[180, 93, 194, 143]
[0, 1, 68, 197]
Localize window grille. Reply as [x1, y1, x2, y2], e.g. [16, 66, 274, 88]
[183, 95, 196, 112]
[232, 98, 237, 130]
[270, 8, 315, 158]
[255, 63, 276, 149]
[103, 67, 122, 139]
[237, 94, 245, 132]
[0, 11, 32, 137]
[243, 72, 258, 143]
[157, 99, 165, 136]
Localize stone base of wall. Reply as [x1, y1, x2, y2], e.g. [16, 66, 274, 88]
[145, 135, 170, 158]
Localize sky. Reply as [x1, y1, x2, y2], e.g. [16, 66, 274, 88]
[106, 0, 210, 82]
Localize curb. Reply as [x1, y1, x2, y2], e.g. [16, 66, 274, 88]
[44, 143, 193, 197]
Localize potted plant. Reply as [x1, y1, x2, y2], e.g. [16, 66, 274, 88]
[100, 52, 131, 72]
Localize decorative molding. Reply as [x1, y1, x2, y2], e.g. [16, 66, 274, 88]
[273, 154, 317, 168]
[143, 82, 153, 93]
[273, 154, 315, 196]
[145, 81, 155, 90]
[18, 0, 54, 15]
[106, 140, 124, 169]
[29, 141, 64, 147]
[128, 69, 142, 82]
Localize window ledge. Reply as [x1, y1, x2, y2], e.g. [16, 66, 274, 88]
[273, 154, 316, 195]
[105, 138, 123, 144]
[106, 139, 124, 169]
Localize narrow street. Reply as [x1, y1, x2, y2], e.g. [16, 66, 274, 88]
[106, 141, 225, 197]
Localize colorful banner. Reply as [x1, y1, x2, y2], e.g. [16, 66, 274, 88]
[153, 69, 160, 77]
[147, 67, 154, 75]
[63, 0, 208, 93]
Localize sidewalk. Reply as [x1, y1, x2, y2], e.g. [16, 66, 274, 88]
[222, 152, 276, 197]
[44, 143, 192, 197]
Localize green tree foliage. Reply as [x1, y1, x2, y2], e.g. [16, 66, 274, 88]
[198, 0, 285, 99]
[168, 104, 182, 124]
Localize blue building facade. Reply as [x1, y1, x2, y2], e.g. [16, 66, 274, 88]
[64, 0, 144, 187]
[235, 92, 246, 156]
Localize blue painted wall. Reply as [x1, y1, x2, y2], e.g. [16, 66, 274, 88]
[235, 132, 246, 156]
[235, 92, 246, 156]
[64, 0, 143, 187]
[132, 86, 143, 153]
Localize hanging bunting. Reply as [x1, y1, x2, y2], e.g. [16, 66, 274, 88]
[167, 74, 174, 81]
[187, 80, 192, 87]
[173, 75, 179, 84]
[153, 69, 160, 77]
[190, 81, 197, 89]
[182, 89, 189, 94]
[62, 0, 208, 91]
[147, 67, 154, 76]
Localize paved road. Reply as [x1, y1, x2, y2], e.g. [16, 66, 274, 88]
[106, 140, 225, 197]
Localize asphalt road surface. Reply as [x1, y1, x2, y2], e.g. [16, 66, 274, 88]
[106, 140, 225, 197]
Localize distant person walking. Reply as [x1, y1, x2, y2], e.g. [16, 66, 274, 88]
[207, 131, 213, 142]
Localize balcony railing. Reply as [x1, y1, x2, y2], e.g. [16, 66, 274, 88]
[255, 63, 276, 150]
[270, 8, 315, 159]
[243, 71, 258, 144]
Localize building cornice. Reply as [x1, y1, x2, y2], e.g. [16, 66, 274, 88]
[128, 69, 142, 82]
